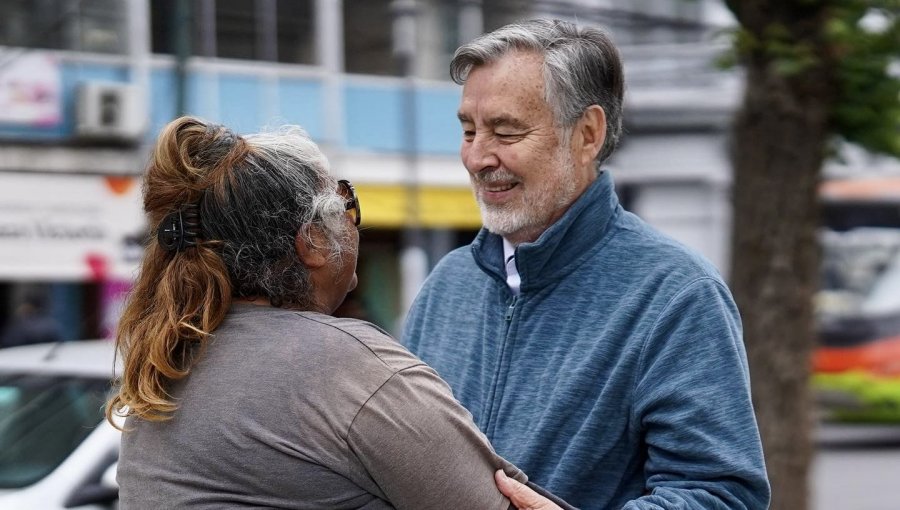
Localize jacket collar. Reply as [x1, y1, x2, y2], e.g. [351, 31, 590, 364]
[470, 171, 621, 291]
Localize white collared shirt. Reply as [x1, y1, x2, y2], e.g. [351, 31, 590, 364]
[502, 238, 521, 296]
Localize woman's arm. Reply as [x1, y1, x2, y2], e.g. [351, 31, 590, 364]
[346, 364, 528, 510]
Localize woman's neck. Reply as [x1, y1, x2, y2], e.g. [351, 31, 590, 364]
[232, 296, 330, 314]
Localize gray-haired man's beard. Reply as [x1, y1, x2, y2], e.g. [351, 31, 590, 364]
[472, 161, 579, 241]
[477, 199, 531, 237]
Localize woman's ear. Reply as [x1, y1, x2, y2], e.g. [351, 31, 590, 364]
[576, 105, 607, 167]
[295, 226, 327, 269]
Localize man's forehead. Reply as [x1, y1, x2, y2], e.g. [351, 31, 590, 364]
[457, 86, 549, 127]
[468, 52, 543, 83]
[462, 54, 544, 95]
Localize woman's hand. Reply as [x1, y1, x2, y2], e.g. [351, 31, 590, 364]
[495, 470, 563, 510]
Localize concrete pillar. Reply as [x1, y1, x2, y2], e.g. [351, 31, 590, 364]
[316, 0, 345, 149]
[127, 0, 151, 132]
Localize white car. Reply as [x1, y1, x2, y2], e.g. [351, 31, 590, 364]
[0, 340, 121, 509]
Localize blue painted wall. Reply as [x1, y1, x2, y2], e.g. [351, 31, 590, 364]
[1, 58, 462, 156]
[345, 82, 404, 152]
[416, 87, 461, 155]
[277, 79, 324, 139]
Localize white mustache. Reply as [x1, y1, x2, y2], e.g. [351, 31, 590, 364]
[473, 170, 517, 184]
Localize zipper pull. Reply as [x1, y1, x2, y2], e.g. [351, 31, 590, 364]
[505, 296, 518, 321]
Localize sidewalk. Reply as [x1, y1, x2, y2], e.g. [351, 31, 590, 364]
[813, 423, 900, 510]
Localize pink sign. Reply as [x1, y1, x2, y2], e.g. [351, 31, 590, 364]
[0, 53, 62, 126]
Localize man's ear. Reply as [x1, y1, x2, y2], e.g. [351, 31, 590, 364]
[295, 226, 327, 269]
[575, 105, 607, 167]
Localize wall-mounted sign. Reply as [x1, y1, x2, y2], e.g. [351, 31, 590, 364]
[0, 173, 145, 281]
[0, 53, 62, 126]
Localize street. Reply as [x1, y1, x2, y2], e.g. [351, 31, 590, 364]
[814, 424, 900, 510]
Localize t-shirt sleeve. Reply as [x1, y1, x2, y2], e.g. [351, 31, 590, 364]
[346, 364, 526, 510]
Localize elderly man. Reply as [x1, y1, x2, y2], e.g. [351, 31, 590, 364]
[403, 19, 770, 509]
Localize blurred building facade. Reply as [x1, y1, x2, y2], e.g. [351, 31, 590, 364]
[0, 0, 742, 337]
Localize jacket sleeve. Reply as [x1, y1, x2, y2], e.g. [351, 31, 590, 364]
[399, 291, 425, 354]
[346, 364, 527, 510]
[625, 277, 771, 510]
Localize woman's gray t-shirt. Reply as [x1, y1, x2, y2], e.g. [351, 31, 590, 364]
[117, 304, 525, 509]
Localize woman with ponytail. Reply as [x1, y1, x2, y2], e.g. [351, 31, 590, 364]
[107, 117, 569, 510]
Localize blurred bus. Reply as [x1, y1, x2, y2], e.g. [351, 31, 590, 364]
[814, 177, 900, 422]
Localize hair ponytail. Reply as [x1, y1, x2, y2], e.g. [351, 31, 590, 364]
[107, 117, 246, 426]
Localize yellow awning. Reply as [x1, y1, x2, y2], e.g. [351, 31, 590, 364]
[354, 184, 483, 228]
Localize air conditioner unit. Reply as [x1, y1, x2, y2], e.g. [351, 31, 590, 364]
[75, 81, 145, 142]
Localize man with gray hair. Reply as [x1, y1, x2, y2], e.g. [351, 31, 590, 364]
[403, 19, 770, 509]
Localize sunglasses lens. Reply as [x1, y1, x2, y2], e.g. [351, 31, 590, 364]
[338, 180, 360, 226]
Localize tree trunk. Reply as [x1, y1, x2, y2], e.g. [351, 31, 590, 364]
[727, 4, 838, 509]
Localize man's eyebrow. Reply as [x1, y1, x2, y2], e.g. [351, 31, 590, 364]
[456, 113, 529, 130]
[489, 115, 529, 130]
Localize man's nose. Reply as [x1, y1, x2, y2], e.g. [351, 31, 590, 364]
[463, 134, 500, 174]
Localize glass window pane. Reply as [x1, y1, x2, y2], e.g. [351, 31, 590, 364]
[0, 0, 90, 51]
[0, 374, 109, 489]
[483, 0, 530, 33]
[276, 0, 314, 64]
[77, 0, 126, 54]
[150, 0, 175, 54]
[0, 0, 127, 53]
[217, 0, 256, 60]
[343, 0, 395, 76]
[150, 0, 211, 57]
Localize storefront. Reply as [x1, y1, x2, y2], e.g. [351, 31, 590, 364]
[0, 173, 144, 343]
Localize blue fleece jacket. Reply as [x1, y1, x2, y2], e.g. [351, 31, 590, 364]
[402, 172, 770, 510]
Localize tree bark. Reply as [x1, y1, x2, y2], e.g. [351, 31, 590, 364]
[727, 3, 838, 510]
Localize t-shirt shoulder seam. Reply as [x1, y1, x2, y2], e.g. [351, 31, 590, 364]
[344, 365, 426, 442]
[291, 312, 419, 371]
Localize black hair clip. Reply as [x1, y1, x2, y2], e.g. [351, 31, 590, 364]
[157, 204, 201, 252]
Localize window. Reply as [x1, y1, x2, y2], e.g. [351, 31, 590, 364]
[150, 0, 207, 56]
[0, 0, 125, 54]
[0, 374, 110, 489]
[149, 0, 314, 63]
[276, 0, 315, 64]
[344, 0, 395, 76]
[215, 0, 257, 60]
[483, 0, 531, 33]
[343, 0, 463, 78]
[76, 0, 125, 53]
[0, 0, 69, 50]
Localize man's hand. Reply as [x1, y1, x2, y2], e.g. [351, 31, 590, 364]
[495, 470, 563, 510]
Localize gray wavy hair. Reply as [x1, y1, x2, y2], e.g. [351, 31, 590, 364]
[200, 125, 351, 308]
[450, 18, 625, 166]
